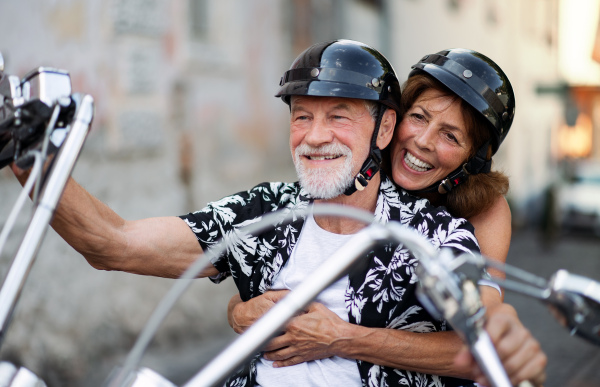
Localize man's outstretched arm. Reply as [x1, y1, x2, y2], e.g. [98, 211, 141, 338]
[12, 167, 218, 279]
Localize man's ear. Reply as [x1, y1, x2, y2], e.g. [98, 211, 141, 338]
[376, 109, 396, 149]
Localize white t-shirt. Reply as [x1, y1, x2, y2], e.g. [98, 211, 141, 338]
[254, 213, 497, 387]
[255, 213, 362, 387]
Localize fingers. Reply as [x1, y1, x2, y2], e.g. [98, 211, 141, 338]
[453, 345, 474, 369]
[453, 345, 484, 382]
[263, 345, 296, 362]
[263, 346, 311, 368]
[230, 290, 292, 334]
[273, 356, 306, 368]
[227, 293, 243, 330]
[262, 335, 314, 367]
[263, 342, 327, 368]
[263, 332, 291, 352]
[485, 306, 547, 387]
[265, 289, 290, 303]
[502, 339, 547, 387]
[9, 162, 32, 185]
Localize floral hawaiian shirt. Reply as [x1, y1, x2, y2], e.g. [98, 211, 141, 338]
[180, 174, 478, 387]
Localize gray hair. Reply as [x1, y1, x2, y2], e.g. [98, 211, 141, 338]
[364, 100, 380, 121]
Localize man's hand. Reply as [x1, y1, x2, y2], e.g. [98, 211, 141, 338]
[228, 290, 290, 334]
[454, 303, 547, 387]
[262, 302, 349, 367]
[10, 161, 33, 186]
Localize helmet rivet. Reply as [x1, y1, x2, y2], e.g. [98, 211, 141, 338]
[310, 68, 320, 77]
[502, 112, 508, 121]
[388, 86, 391, 93]
[463, 70, 473, 78]
[372, 78, 380, 87]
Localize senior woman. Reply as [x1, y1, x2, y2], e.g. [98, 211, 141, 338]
[228, 49, 546, 387]
[387, 48, 513, 309]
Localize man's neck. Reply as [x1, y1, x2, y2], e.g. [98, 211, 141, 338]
[313, 174, 381, 235]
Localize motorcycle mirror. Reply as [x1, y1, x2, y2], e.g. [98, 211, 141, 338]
[546, 270, 600, 346]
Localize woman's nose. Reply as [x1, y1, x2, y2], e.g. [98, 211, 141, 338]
[414, 126, 435, 151]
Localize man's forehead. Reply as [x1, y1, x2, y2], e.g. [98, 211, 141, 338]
[290, 95, 366, 110]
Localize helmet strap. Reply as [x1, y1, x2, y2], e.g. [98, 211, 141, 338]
[405, 140, 492, 195]
[344, 104, 385, 196]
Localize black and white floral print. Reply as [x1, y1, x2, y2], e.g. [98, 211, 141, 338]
[180, 173, 478, 387]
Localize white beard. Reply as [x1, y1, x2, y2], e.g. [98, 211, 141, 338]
[294, 143, 355, 199]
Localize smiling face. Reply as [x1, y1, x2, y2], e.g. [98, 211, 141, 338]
[390, 88, 473, 191]
[289, 96, 380, 199]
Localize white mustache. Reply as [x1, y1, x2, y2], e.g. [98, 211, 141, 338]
[295, 143, 352, 160]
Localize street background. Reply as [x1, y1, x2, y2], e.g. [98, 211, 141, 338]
[505, 230, 600, 387]
[1, 0, 600, 386]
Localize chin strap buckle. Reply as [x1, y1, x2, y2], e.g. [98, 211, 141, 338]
[437, 141, 493, 195]
[344, 147, 382, 196]
[438, 163, 470, 194]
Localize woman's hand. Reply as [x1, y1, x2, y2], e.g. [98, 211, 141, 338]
[227, 293, 350, 367]
[454, 303, 547, 386]
[263, 302, 349, 367]
[227, 290, 290, 334]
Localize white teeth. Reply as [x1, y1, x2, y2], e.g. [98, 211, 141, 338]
[404, 151, 433, 172]
[309, 155, 340, 160]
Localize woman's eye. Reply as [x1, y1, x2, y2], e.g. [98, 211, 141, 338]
[445, 132, 459, 143]
[411, 113, 425, 121]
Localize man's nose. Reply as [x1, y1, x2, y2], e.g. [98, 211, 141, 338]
[304, 118, 334, 146]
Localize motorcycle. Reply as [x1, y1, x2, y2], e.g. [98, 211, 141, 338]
[1, 52, 599, 387]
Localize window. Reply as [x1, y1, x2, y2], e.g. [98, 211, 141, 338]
[189, 0, 209, 40]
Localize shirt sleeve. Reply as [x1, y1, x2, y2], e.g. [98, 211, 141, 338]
[178, 182, 291, 282]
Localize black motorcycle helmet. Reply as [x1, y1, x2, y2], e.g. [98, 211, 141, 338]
[408, 48, 516, 194]
[276, 39, 401, 196]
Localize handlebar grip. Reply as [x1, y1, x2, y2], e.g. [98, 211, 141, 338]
[471, 331, 512, 387]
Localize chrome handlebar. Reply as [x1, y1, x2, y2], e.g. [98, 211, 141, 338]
[0, 52, 94, 386]
[0, 58, 74, 170]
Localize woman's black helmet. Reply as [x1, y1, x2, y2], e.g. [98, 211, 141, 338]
[410, 48, 515, 155]
[276, 39, 401, 114]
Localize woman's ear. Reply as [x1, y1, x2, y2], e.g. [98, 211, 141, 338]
[376, 109, 396, 149]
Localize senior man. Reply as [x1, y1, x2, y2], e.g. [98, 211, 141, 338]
[13, 40, 544, 387]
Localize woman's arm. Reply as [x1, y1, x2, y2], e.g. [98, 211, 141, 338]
[229, 292, 474, 378]
[263, 302, 471, 377]
[251, 297, 545, 385]
[227, 195, 520, 378]
[469, 195, 511, 278]
[469, 195, 512, 307]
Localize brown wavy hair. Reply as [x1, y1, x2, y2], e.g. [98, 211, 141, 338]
[384, 73, 509, 219]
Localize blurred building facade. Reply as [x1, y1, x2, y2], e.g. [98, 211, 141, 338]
[0, 0, 592, 385]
